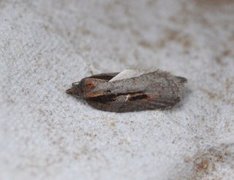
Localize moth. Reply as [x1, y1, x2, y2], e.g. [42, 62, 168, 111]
[66, 69, 187, 112]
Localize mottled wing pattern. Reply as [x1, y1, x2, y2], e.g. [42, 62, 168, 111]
[86, 93, 180, 112]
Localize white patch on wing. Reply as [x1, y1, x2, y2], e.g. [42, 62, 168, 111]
[109, 69, 145, 82]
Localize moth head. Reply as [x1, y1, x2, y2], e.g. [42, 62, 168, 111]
[66, 81, 83, 97]
[66, 78, 101, 98]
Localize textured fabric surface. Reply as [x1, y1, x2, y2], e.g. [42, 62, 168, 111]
[0, 0, 234, 179]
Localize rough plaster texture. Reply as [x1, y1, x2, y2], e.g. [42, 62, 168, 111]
[0, 0, 234, 179]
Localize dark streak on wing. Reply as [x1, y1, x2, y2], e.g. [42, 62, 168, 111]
[128, 94, 148, 101]
[86, 91, 144, 102]
[88, 73, 119, 81]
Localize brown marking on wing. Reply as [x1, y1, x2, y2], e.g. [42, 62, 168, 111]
[82, 78, 108, 98]
[84, 78, 97, 89]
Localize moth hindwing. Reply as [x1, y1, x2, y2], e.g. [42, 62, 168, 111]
[66, 70, 187, 112]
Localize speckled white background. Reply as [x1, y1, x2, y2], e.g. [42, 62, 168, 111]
[0, 0, 234, 179]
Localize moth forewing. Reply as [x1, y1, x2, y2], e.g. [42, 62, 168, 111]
[66, 69, 187, 112]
